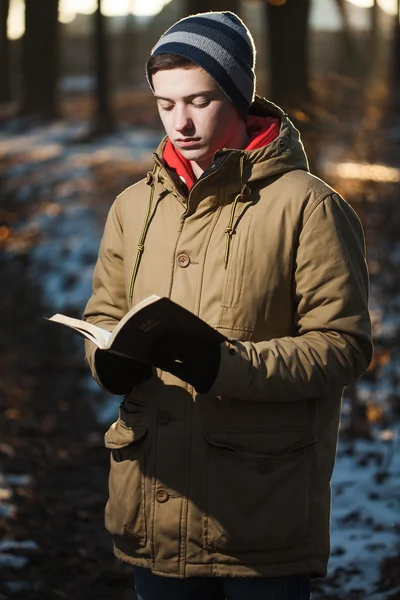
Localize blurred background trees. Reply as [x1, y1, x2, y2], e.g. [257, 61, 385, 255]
[2, 0, 399, 125]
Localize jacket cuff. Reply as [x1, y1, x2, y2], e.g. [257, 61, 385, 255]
[208, 340, 246, 398]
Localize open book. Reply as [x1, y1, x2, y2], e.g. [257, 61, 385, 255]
[47, 295, 226, 362]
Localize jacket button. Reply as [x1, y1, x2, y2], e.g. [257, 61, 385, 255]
[158, 411, 170, 425]
[156, 489, 169, 503]
[177, 253, 190, 268]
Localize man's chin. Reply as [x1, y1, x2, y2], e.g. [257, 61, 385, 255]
[178, 147, 202, 157]
[178, 146, 211, 164]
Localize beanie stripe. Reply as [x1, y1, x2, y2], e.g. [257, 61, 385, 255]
[147, 11, 256, 117]
[199, 13, 254, 56]
[180, 16, 254, 67]
[152, 32, 254, 94]
[154, 42, 250, 116]
[168, 21, 254, 79]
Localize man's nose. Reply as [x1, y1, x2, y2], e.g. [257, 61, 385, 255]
[173, 107, 193, 132]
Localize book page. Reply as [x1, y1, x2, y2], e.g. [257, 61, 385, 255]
[47, 314, 112, 349]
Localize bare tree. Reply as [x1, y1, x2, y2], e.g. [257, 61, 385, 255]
[394, 0, 400, 108]
[119, 12, 136, 88]
[265, 0, 311, 109]
[20, 0, 60, 119]
[91, 0, 115, 136]
[334, 0, 364, 74]
[0, 0, 11, 104]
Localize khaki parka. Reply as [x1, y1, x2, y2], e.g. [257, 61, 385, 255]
[83, 97, 373, 579]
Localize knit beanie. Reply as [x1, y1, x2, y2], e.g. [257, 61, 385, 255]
[146, 11, 256, 118]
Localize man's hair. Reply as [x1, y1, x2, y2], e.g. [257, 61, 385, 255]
[147, 53, 197, 82]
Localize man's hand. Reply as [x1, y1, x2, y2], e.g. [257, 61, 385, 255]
[94, 349, 153, 395]
[151, 331, 222, 394]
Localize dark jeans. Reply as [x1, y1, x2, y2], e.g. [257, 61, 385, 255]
[133, 566, 311, 600]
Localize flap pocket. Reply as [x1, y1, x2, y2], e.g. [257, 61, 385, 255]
[204, 429, 315, 459]
[104, 420, 147, 450]
[203, 429, 315, 552]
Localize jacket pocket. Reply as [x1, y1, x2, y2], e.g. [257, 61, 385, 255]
[221, 213, 252, 309]
[104, 420, 147, 546]
[203, 429, 315, 552]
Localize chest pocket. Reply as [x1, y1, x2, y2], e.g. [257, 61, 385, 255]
[221, 213, 253, 309]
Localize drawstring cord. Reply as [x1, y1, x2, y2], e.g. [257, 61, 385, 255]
[224, 154, 251, 269]
[128, 164, 157, 303]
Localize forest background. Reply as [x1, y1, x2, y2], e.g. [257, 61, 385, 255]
[0, 0, 400, 598]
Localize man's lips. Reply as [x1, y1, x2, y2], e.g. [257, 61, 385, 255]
[176, 138, 201, 146]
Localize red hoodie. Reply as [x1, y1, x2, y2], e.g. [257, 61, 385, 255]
[163, 115, 281, 191]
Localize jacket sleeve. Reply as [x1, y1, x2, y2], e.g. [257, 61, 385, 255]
[208, 193, 373, 401]
[83, 198, 148, 394]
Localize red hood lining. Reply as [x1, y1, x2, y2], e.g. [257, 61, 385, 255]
[163, 115, 281, 191]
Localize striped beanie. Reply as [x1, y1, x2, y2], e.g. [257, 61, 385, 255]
[146, 11, 256, 118]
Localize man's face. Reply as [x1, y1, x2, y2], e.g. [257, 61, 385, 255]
[152, 66, 244, 173]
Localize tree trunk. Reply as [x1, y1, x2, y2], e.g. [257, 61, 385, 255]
[119, 13, 135, 88]
[20, 0, 59, 119]
[334, 0, 365, 76]
[265, 0, 311, 110]
[394, 0, 400, 109]
[0, 0, 11, 103]
[91, 0, 114, 136]
[185, 0, 240, 15]
[370, 0, 380, 65]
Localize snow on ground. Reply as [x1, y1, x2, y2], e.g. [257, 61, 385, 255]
[319, 432, 400, 597]
[0, 472, 38, 583]
[1, 121, 400, 597]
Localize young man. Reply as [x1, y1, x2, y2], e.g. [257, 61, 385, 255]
[83, 11, 373, 600]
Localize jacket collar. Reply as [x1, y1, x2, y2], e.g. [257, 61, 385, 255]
[162, 112, 281, 191]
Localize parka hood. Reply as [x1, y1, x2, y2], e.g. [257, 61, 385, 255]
[243, 96, 309, 182]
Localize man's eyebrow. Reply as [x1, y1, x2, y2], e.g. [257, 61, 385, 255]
[154, 91, 214, 102]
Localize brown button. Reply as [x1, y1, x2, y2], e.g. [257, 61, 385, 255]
[158, 411, 171, 425]
[156, 489, 169, 503]
[177, 253, 190, 268]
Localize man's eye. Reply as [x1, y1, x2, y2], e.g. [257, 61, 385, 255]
[160, 105, 174, 112]
[193, 101, 209, 108]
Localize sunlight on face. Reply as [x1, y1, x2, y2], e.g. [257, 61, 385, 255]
[152, 67, 245, 176]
